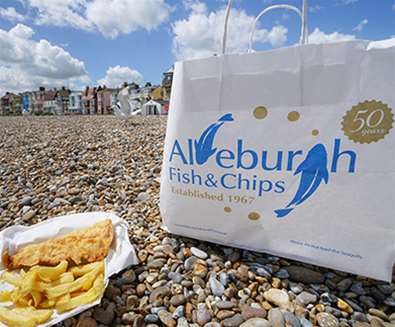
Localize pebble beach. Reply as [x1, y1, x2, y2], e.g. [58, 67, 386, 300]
[0, 116, 394, 327]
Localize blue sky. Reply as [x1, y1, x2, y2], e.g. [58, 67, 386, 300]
[0, 0, 394, 95]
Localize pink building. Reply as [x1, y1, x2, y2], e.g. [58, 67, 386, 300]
[97, 86, 118, 115]
[82, 87, 97, 115]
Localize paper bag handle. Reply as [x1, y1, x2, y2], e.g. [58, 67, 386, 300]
[222, 0, 309, 54]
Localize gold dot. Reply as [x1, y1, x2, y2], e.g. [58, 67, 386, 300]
[253, 106, 268, 120]
[288, 111, 300, 122]
[312, 129, 319, 136]
[248, 212, 261, 221]
[224, 206, 232, 213]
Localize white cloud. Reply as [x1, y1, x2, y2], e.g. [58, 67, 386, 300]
[308, 28, 356, 44]
[0, 7, 25, 22]
[22, 0, 93, 31]
[353, 18, 368, 32]
[86, 0, 172, 38]
[0, 24, 89, 95]
[98, 65, 143, 88]
[21, 0, 172, 38]
[392, 3, 395, 11]
[183, 0, 207, 14]
[172, 2, 288, 60]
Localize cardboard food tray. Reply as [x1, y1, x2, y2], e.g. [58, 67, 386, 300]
[0, 212, 138, 326]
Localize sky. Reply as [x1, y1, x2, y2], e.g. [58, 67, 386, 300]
[0, 0, 394, 95]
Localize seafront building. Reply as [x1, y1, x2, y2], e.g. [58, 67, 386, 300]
[21, 92, 33, 115]
[68, 91, 83, 114]
[0, 67, 173, 116]
[43, 90, 58, 115]
[97, 86, 119, 115]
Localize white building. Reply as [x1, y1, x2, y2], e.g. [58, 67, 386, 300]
[43, 90, 60, 115]
[68, 91, 83, 114]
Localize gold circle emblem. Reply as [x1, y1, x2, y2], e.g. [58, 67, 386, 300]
[288, 111, 300, 122]
[253, 106, 268, 120]
[224, 206, 232, 213]
[248, 212, 261, 220]
[342, 100, 393, 144]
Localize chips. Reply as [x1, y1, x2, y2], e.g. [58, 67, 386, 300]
[0, 260, 105, 327]
[0, 307, 50, 327]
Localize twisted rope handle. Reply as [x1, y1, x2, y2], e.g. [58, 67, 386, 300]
[222, 0, 309, 55]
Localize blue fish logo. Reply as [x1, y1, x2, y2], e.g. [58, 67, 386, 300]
[275, 144, 329, 218]
[195, 113, 234, 165]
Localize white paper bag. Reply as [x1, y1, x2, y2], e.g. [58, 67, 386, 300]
[160, 2, 395, 281]
[0, 212, 138, 326]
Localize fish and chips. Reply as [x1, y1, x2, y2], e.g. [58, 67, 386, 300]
[0, 220, 113, 327]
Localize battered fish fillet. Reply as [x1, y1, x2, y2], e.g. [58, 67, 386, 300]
[5, 219, 114, 268]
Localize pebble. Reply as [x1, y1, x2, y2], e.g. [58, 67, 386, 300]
[368, 309, 388, 321]
[193, 261, 208, 278]
[145, 314, 159, 323]
[178, 317, 190, 327]
[170, 295, 186, 306]
[149, 286, 171, 303]
[217, 310, 235, 320]
[76, 317, 97, 327]
[296, 291, 317, 306]
[20, 196, 32, 206]
[136, 283, 146, 296]
[152, 307, 168, 314]
[126, 295, 139, 310]
[22, 210, 36, 221]
[185, 256, 198, 271]
[173, 305, 185, 319]
[300, 318, 313, 327]
[337, 298, 353, 314]
[256, 267, 272, 279]
[237, 265, 250, 282]
[264, 289, 291, 309]
[197, 304, 212, 326]
[223, 314, 245, 327]
[147, 258, 166, 269]
[285, 266, 325, 284]
[219, 272, 229, 287]
[169, 272, 184, 284]
[268, 308, 285, 327]
[316, 312, 339, 327]
[209, 277, 225, 296]
[137, 191, 150, 202]
[158, 310, 176, 327]
[275, 269, 290, 279]
[93, 303, 115, 325]
[240, 318, 272, 327]
[121, 312, 135, 325]
[350, 283, 365, 296]
[216, 301, 236, 310]
[191, 247, 208, 259]
[337, 279, 353, 292]
[370, 318, 385, 327]
[242, 306, 267, 320]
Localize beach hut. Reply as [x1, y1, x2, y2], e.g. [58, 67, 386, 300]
[142, 99, 169, 116]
